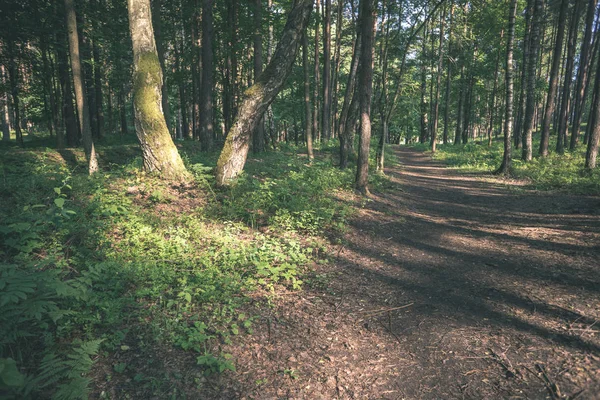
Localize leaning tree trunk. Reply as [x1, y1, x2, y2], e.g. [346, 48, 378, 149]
[539, 0, 567, 157]
[127, 0, 188, 180]
[64, 0, 98, 174]
[355, 0, 375, 195]
[498, 0, 517, 175]
[215, 0, 314, 186]
[252, 0, 265, 153]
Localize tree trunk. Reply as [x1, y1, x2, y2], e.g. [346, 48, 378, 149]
[431, 5, 445, 152]
[339, 27, 361, 162]
[313, 0, 321, 142]
[127, 0, 188, 180]
[522, 0, 545, 161]
[515, 0, 533, 149]
[442, 3, 454, 145]
[64, 0, 98, 174]
[420, 20, 428, 144]
[303, 30, 314, 161]
[1, 66, 10, 142]
[585, 38, 600, 169]
[498, 0, 517, 175]
[539, 0, 567, 157]
[152, 0, 171, 134]
[332, 0, 344, 138]
[215, 0, 314, 185]
[200, 0, 214, 151]
[556, 0, 582, 153]
[488, 30, 503, 147]
[571, 0, 597, 149]
[322, 0, 332, 140]
[92, 37, 104, 140]
[355, 0, 375, 195]
[252, 0, 265, 153]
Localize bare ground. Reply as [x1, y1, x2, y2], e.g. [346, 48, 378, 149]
[108, 146, 600, 399]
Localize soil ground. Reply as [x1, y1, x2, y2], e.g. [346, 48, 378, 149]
[146, 146, 600, 399]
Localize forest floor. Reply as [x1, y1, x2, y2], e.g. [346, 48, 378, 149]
[196, 146, 600, 399]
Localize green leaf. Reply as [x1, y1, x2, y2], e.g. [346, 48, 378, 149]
[54, 198, 65, 208]
[0, 358, 25, 388]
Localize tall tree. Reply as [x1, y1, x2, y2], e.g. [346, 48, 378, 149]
[570, 0, 598, 149]
[200, 0, 214, 151]
[322, 0, 332, 140]
[430, 5, 445, 152]
[522, 0, 544, 161]
[215, 0, 314, 185]
[64, 0, 99, 174]
[355, 0, 375, 194]
[585, 38, 600, 169]
[253, 0, 265, 153]
[303, 30, 314, 161]
[127, 0, 188, 179]
[498, 0, 517, 175]
[539, 0, 568, 157]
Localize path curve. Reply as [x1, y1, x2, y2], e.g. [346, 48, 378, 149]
[207, 146, 600, 399]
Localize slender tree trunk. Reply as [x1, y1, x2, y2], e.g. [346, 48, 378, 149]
[420, 20, 428, 144]
[539, 0, 567, 157]
[488, 29, 504, 147]
[584, 28, 600, 145]
[498, 0, 517, 174]
[431, 5, 445, 152]
[322, 0, 332, 141]
[303, 30, 314, 161]
[522, 0, 545, 161]
[340, 30, 361, 169]
[312, 0, 321, 142]
[557, 0, 582, 153]
[571, 0, 598, 149]
[200, 0, 214, 151]
[252, 0, 265, 153]
[443, 3, 454, 145]
[454, 63, 465, 145]
[515, 0, 533, 149]
[332, 0, 344, 138]
[1, 66, 10, 142]
[216, 0, 314, 185]
[127, 0, 188, 179]
[355, 0, 375, 194]
[64, 0, 98, 173]
[92, 37, 104, 140]
[585, 38, 600, 169]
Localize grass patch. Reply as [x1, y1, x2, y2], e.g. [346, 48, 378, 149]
[412, 138, 600, 194]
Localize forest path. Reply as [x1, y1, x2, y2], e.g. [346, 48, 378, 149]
[208, 146, 600, 399]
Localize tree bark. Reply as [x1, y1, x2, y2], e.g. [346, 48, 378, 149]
[585, 37, 600, 169]
[252, 0, 265, 153]
[64, 0, 98, 174]
[152, 0, 171, 134]
[200, 0, 215, 151]
[488, 29, 504, 147]
[442, 2, 454, 145]
[355, 0, 375, 195]
[498, 0, 517, 175]
[515, 0, 533, 149]
[556, 0, 582, 153]
[322, 0, 332, 140]
[1, 66, 10, 142]
[431, 5, 445, 152]
[539, 0, 567, 157]
[522, 0, 545, 161]
[571, 0, 597, 149]
[215, 0, 314, 185]
[127, 0, 189, 180]
[303, 30, 314, 161]
[339, 27, 361, 166]
[313, 0, 321, 142]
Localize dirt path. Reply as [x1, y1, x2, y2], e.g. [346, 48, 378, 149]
[204, 146, 600, 399]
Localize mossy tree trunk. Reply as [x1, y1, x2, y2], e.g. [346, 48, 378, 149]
[215, 0, 313, 186]
[64, 0, 98, 174]
[127, 0, 188, 180]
